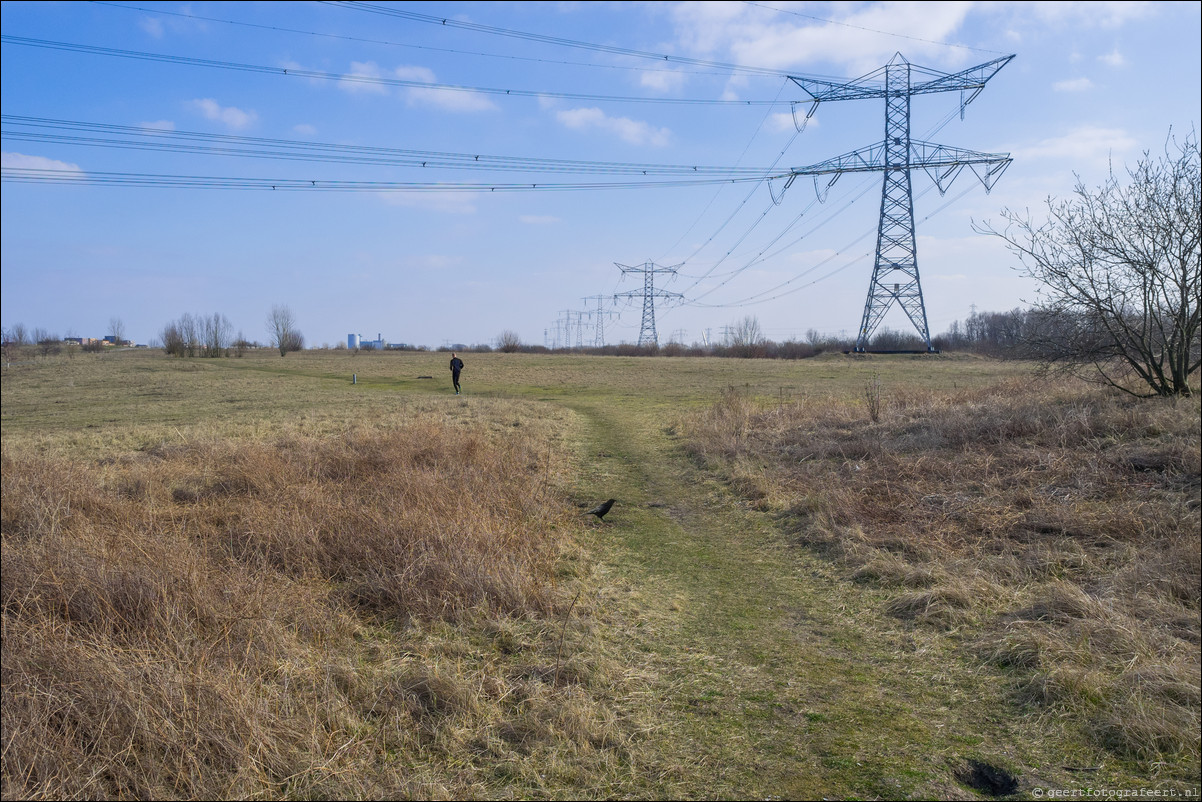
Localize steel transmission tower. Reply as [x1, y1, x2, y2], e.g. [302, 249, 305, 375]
[615, 261, 683, 347]
[582, 294, 617, 348]
[788, 53, 1013, 352]
[558, 309, 587, 349]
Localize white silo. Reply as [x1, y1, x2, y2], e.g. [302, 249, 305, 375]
[348, 333, 360, 349]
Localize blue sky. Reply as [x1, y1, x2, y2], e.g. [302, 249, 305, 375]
[2, 1, 1199, 349]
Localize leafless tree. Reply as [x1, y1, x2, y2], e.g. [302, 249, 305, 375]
[976, 129, 1200, 397]
[7, 322, 29, 346]
[727, 315, 763, 348]
[3, 324, 24, 362]
[160, 321, 186, 357]
[179, 313, 200, 357]
[108, 317, 126, 346]
[722, 315, 765, 358]
[232, 330, 251, 357]
[266, 304, 303, 356]
[31, 328, 60, 357]
[160, 312, 209, 357]
[202, 313, 233, 357]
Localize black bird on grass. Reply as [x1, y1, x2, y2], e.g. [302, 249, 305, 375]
[584, 498, 617, 521]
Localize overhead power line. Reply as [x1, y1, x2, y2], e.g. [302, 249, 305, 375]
[1, 116, 784, 178]
[685, 180, 981, 310]
[324, 1, 807, 79]
[0, 35, 797, 107]
[0, 168, 780, 192]
[96, 1, 749, 79]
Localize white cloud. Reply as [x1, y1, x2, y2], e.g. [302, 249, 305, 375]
[333, 62, 496, 110]
[767, 111, 797, 134]
[339, 61, 390, 95]
[189, 99, 257, 130]
[555, 107, 671, 146]
[1012, 126, 1138, 167]
[1053, 77, 1094, 92]
[767, 107, 819, 134]
[139, 8, 208, 39]
[669, 0, 976, 77]
[293, 123, 318, 137]
[1099, 48, 1127, 67]
[639, 67, 689, 93]
[719, 73, 753, 102]
[1, 152, 84, 174]
[520, 215, 560, 225]
[414, 254, 462, 271]
[1026, 1, 1156, 30]
[394, 66, 497, 112]
[139, 17, 164, 38]
[378, 190, 478, 215]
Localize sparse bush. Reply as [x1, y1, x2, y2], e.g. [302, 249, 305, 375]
[868, 327, 926, 351]
[497, 330, 523, 353]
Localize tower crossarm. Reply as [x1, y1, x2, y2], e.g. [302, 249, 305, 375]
[789, 74, 888, 103]
[789, 53, 1014, 104]
[787, 139, 1011, 192]
[612, 289, 684, 302]
[909, 54, 1014, 97]
[786, 142, 888, 176]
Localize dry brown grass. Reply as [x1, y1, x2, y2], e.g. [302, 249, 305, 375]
[1, 415, 641, 799]
[683, 377, 1201, 766]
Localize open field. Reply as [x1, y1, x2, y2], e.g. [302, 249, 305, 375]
[3, 348, 1199, 799]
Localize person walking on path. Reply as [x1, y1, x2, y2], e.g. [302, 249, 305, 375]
[449, 352, 464, 394]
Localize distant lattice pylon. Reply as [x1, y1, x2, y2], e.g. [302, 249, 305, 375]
[582, 294, 618, 348]
[614, 261, 683, 347]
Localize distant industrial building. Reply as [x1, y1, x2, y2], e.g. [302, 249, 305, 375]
[349, 333, 388, 350]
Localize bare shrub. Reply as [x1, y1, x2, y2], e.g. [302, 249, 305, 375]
[496, 330, 523, 353]
[865, 373, 882, 423]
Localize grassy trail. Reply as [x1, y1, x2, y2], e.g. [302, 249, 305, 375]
[564, 397, 1079, 800]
